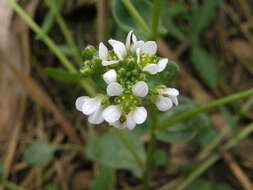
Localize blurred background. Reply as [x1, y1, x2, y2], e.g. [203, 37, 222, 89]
[0, 0, 253, 189]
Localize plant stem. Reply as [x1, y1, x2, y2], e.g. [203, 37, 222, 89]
[115, 130, 145, 170]
[45, 0, 83, 65]
[151, 0, 162, 40]
[121, 0, 152, 36]
[5, 0, 97, 96]
[0, 179, 26, 190]
[157, 122, 253, 190]
[158, 88, 253, 130]
[5, 0, 75, 72]
[143, 105, 157, 190]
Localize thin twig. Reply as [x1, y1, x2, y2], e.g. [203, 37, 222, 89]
[223, 153, 253, 190]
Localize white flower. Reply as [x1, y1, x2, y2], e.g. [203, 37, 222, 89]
[106, 82, 124, 96]
[102, 105, 122, 123]
[132, 81, 149, 97]
[155, 88, 179, 111]
[99, 42, 119, 66]
[109, 106, 147, 130]
[142, 58, 168, 75]
[103, 69, 117, 84]
[75, 96, 104, 124]
[108, 39, 127, 60]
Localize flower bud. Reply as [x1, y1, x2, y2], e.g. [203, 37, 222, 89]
[103, 69, 117, 84]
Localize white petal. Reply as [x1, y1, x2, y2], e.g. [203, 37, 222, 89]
[170, 96, 179, 106]
[155, 96, 173, 111]
[126, 113, 136, 130]
[75, 96, 89, 111]
[167, 88, 179, 96]
[132, 33, 137, 43]
[131, 40, 144, 52]
[157, 58, 168, 72]
[132, 81, 149, 97]
[136, 48, 140, 64]
[141, 41, 157, 55]
[108, 39, 126, 60]
[102, 60, 118, 66]
[110, 121, 126, 129]
[103, 69, 117, 84]
[106, 82, 123, 96]
[143, 64, 159, 74]
[133, 107, 147, 124]
[99, 42, 108, 60]
[82, 97, 101, 115]
[103, 105, 121, 123]
[88, 107, 104, 124]
[125, 30, 133, 49]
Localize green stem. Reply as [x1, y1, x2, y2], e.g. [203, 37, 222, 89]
[157, 122, 253, 190]
[158, 88, 253, 130]
[5, 0, 75, 72]
[0, 179, 26, 190]
[5, 0, 97, 96]
[151, 0, 162, 40]
[121, 0, 151, 36]
[143, 105, 157, 190]
[115, 130, 145, 170]
[45, 0, 83, 65]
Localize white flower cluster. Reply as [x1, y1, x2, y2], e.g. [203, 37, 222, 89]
[76, 31, 179, 130]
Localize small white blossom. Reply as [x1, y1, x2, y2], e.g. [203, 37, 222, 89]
[75, 96, 104, 124]
[103, 69, 117, 84]
[143, 58, 168, 75]
[108, 39, 127, 60]
[132, 81, 149, 97]
[155, 88, 179, 111]
[110, 106, 147, 130]
[99, 42, 119, 66]
[106, 82, 124, 96]
[102, 105, 122, 123]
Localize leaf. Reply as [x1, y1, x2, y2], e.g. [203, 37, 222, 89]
[196, 126, 218, 148]
[147, 60, 179, 88]
[185, 179, 235, 190]
[111, 0, 167, 37]
[191, 46, 219, 89]
[191, 0, 221, 36]
[23, 141, 55, 167]
[44, 68, 83, 83]
[85, 132, 146, 177]
[43, 184, 59, 190]
[153, 150, 168, 167]
[161, 2, 188, 41]
[90, 166, 115, 190]
[156, 97, 212, 144]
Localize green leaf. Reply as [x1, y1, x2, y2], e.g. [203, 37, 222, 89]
[161, 2, 188, 41]
[191, 46, 219, 89]
[191, 0, 221, 36]
[85, 132, 146, 177]
[90, 166, 115, 190]
[23, 141, 55, 167]
[197, 126, 218, 148]
[147, 60, 179, 88]
[156, 97, 212, 144]
[43, 184, 59, 190]
[44, 68, 83, 83]
[186, 179, 234, 190]
[153, 150, 168, 167]
[111, 0, 167, 37]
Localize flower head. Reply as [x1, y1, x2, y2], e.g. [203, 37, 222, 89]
[76, 31, 180, 130]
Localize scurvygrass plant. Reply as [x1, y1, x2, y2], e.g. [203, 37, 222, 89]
[5, 0, 253, 190]
[75, 31, 179, 130]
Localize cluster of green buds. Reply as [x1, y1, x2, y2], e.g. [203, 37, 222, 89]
[75, 31, 179, 130]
